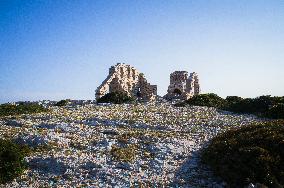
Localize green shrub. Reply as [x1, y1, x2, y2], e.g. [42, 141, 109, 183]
[223, 95, 284, 119]
[110, 144, 137, 162]
[224, 95, 274, 114]
[225, 96, 243, 107]
[0, 139, 30, 184]
[201, 121, 284, 187]
[173, 102, 186, 107]
[224, 98, 256, 113]
[183, 94, 284, 119]
[185, 93, 226, 108]
[97, 92, 134, 104]
[55, 100, 69, 106]
[0, 103, 48, 117]
[265, 104, 284, 119]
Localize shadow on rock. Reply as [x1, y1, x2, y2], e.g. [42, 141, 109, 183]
[5, 119, 23, 127]
[171, 149, 225, 188]
[29, 157, 67, 175]
[37, 122, 76, 132]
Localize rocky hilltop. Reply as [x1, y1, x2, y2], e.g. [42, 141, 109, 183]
[0, 101, 263, 187]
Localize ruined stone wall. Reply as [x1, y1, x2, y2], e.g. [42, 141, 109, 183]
[187, 72, 200, 95]
[164, 71, 200, 100]
[96, 63, 157, 101]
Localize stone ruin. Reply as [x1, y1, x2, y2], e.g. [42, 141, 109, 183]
[95, 63, 157, 101]
[164, 71, 200, 100]
[96, 63, 200, 101]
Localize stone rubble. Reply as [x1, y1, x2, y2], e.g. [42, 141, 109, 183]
[0, 102, 264, 187]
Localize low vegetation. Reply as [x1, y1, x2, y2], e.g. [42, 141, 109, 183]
[110, 144, 138, 162]
[181, 94, 284, 119]
[201, 121, 284, 187]
[185, 93, 226, 108]
[225, 95, 284, 119]
[265, 103, 284, 119]
[0, 139, 30, 184]
[225, 95, 283, 114]
[0, 103, 48, 117]
[55, 99, 69, 107]
[97, 92, 134, 104]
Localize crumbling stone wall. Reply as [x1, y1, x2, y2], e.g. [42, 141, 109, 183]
[96, 63, 157, 101]
[164, 71, 200, 100]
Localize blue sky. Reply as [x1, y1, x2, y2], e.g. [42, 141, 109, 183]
[0, 0, 283, 103]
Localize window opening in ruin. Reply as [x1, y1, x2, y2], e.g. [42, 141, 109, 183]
[136, 87, 142, 98]
[173, 88, 182, 96]
[120, 67, 124, 76]
[127, 83, 131, 90]
[132, 69, 136, 80]
[127, 67, 131, 78]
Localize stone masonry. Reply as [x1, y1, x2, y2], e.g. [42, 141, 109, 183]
[164, 71, 200, 100]
[96, 63, 157, 101]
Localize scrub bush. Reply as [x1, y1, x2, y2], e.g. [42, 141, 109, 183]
[0, 139, 30, 184]
[0, 103, 48, 117]
[185, 93, 226, 108]
[55, 100, 69, 106]
[265, 104, 284, 119]
[97, 92, 134, 104]
[201, 121, 284, 187]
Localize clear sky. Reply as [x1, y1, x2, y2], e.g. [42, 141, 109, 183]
[0, 0, 283, 103]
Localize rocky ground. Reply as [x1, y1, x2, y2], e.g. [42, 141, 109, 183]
[0, 102, 264, 187]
